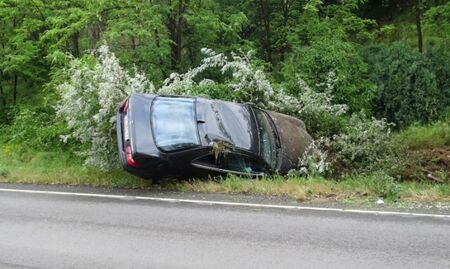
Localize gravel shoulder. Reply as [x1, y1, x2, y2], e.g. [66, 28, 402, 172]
[1, 182, 449, 216]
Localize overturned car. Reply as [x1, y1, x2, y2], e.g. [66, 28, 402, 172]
[117, 94, 312, 180]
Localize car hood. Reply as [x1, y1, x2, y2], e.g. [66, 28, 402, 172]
[196, 99, 259, 153]
[266, 111, 313, 172]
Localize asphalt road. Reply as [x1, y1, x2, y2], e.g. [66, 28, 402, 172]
[0, 186, 449, 269]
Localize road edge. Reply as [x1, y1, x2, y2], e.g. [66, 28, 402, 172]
[1, 187, 449, 219]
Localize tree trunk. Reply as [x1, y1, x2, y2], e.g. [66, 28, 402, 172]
[258, 0, 273, 65]
[13, 73, 17, 105]
[90, 22, 105, 49]
[174, 0, 185, 69]
[71, 32, 80, 57]
[131, 36, 137, 56]
[167, 0, 187, 70]
[415, 1, 423, 53]
[167, 15, 178, 70]
[280, 0, 293, 62]
[154, 28, 161, 48]
[154, 28, 167, 75]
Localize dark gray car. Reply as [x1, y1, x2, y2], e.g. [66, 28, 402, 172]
[117, 94, 312, 180]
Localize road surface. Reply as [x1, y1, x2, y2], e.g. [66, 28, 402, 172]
[0, 185, 449, 268]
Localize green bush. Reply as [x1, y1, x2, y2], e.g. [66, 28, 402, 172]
[0, 166, 9, 177]
[397, 119, 450, 150]
[425, 43, 450, 109]
[303, 112, 349, 139]
[0, 104, 13, 125]
[0, 106, 68, 151]
[361, 43, 446, 128]
[374, 174, 401, 201]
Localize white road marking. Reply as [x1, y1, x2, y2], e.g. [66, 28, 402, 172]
[0, 187, 449, 219]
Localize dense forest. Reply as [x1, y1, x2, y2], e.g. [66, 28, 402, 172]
[0, 0, 449, 181]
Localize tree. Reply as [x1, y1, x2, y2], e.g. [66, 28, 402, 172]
[0, 0, 47, 105]
[361, 0, 448, 52]
[282, 0, 376, 112]
[424, 1, 450, 41]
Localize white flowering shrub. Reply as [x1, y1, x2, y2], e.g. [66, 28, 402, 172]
[160, 49, 347, 120]
[56, 45, 154, 170]
[329, 113, 406, 176]
[159, 49, 274, 105]
[297, 137, 331, 176]
[302, 113, 407, 177]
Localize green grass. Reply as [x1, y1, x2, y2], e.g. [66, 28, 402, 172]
[0, 148, 152, 189]
[397, 120, 450, 149]
[178, 175, 450, 203]
[1, 148, 448, 204]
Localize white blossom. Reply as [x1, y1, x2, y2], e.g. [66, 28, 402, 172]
[56, 45, 154, 170]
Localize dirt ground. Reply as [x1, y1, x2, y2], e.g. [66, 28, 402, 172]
[405, 147, 450, 182]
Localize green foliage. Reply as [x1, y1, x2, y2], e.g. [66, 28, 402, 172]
[424, 1, 450, 40]
[281, 0, 377, 113]
[102, 1, 170, 81]
[184, 1, 253, 63]
[397, 119, 450, 150]
[303, 110, 349, 139]
[0, 106, 68, 151]
[425, 42, 450, 108]
[0, 166, 9, 178]
[361, 42, 445, 127]
[283, 37, 375, 113]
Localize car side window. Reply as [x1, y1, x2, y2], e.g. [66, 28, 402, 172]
[193, 153, 267, 174]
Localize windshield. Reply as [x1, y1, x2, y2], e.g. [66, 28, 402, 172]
[253, 108, 278, 169]
[151, 97, 200, 151]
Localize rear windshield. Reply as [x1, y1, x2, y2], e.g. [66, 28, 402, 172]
[151, 97, 199, 151]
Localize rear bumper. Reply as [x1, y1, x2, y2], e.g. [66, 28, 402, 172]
[116, 106, 168, 180]
[116, 110, 132, 171]
[116, 109, 149, 178]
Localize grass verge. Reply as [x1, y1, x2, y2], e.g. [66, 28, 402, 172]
[0, 149, 152, 189]
[397, 120, 450, 150]
[0, 149, 449, 205]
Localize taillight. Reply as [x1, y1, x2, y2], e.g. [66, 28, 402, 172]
[125, 144, 140, 168]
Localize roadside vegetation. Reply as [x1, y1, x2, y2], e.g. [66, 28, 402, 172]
[0, 0, 449, 204]
[1, 142, 449, 204]
[1, 157, 449, 204]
